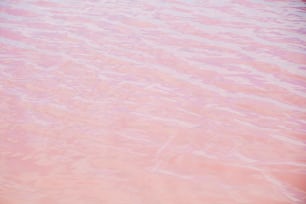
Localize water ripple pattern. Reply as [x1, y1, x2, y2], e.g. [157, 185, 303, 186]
[0, 0, 306, 204]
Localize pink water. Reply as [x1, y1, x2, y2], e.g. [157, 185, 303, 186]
[1, 0, 306, 203]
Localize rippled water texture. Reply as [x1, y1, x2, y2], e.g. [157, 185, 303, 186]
[1, 0, 306, 203]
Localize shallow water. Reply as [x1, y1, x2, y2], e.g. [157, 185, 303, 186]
[0, 0, 306, 203]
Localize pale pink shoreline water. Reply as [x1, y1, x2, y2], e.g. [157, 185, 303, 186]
[0, 0, 306, 204]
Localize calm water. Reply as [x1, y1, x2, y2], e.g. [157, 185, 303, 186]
[0, 0, 306, 203]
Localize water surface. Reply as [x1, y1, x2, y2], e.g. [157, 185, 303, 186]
[0, 0, 306, 203]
